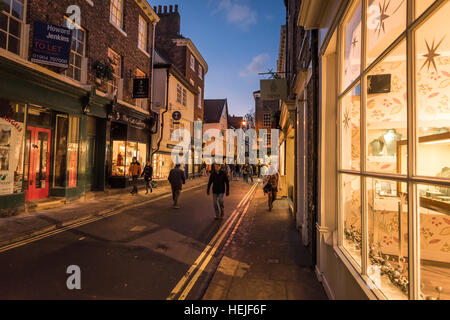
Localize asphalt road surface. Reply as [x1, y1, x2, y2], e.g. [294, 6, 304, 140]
[0, 180, 256, 300]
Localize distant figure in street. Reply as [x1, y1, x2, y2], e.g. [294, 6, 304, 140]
[142, 161, 153, 194]
[257, 161, 262, 178]
[234, 164, 240, 181]
[263, 170, 281, 211]
[248, 164, 254, 183]
[201, 161, 207, 176]
[129, 157, 142, 195]
[168, 164, 186, 209]
[207, 163, 230, 220]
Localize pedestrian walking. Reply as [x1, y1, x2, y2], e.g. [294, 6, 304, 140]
[129, 157, 142, 195]
[243, 164, 249, 183]
[201, 161, 207, 176]
[234, 164, 240, 181]
[263, 171, 281, 211]
[142, 161, 153, 194]
[248, 164, 254, 183]
[257, 161, 262, 178]
[168, 164, 186, 209]
[207, 163, 230, 220]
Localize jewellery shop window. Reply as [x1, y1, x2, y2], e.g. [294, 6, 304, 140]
[0, 99, 25, 195]
[337, 0, 450, 300]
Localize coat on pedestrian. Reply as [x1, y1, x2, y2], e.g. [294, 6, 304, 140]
[168, 166, 186, 190]
[129, 161, 142, 177]
[142, 165, 153, 182]
[207, 170, 230, 195]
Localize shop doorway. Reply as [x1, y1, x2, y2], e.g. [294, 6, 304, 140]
[25, 126, 51, 201]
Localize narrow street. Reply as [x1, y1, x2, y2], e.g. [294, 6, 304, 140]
[0, 181, 255, 300]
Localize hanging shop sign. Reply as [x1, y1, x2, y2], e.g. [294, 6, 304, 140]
[260, 79, 288, 100]
[132, 78, 150, 99]
[31, 21, 72, 68]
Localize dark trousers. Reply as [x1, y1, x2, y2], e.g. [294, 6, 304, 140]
[172, 187, 181, 206]
[213, 193, 224, 217]
[145, 179, 152, 192]
[131, 176, 138, 193]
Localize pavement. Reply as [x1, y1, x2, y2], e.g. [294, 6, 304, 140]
[0, 176, 209, 248]
[202, 186, 327, 300]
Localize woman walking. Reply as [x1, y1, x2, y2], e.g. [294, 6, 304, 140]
[142, 161, 153, 194]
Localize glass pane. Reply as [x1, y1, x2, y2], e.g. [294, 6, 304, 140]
[112, 140, 125, 176]
[367, 177, 409, 299]
[342, 0, 362, 91]
[367, 0, 406, 65]
[35, 131, 48, 189]
[415, 1, 450, 178]
[125, 141, 138, 176]
[366, 41, 407, 174]
[0, 30, 6, 49]
[11, 0, 22, 19]
[341, 174, 362, 269]
[7, 34, 19, 54]
[0, 100, 25, 195]
[67, 116, 79, 188]
[137, 143, 147, 167]
[8, 17, 19, 37]
[74, 68, 81, 82]
[54, 116, 68, 187]
[0, 0, 11, 14]
[340, 83, 361, 171]
[416, 0, 437, 18]
[0, 12, 7, 31]
[419, 183, 450, 300]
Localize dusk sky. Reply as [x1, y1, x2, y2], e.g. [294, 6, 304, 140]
[148, 0, 286, 116]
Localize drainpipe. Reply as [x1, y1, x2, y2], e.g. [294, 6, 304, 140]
[149, 21, 157, 161]
[152, 67, 170, 158]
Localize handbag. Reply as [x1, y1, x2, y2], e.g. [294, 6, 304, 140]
[263, 182, 272, 194]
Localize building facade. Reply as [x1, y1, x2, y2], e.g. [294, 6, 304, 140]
[203, 99, 229, 165]
[0, 0, 158, 213]
[296, 0, 450, 300]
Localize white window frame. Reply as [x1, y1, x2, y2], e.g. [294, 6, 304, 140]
[190, 54, 195, 71]
[64, 18, 86, 82]
[109, 0, 124, 31]
[0, 0, 26, 56]
[138, 15, 148, 53]
[107, 48, 121, 95]
[199, 65, 203, 79]
[197, 87, 202, 108]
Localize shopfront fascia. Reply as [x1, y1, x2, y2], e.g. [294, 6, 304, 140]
[108, 102, 153, 188]
[0, 54, 110, 214]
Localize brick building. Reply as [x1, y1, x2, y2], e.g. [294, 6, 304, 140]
[152, 4, 207, 122]
[254, 90, 280, 153]
[0, 0, 159, 213]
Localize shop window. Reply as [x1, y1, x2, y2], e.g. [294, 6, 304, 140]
[341, 173, 362, 269]
[418, 183, 450, 300]
[67, 116, 79, 188]
[0, 99, 25, 195]
[65, 22, 86, 82]
[112, 140, 126, 176]
[415, 1, 450, 178]
[124, 141, 146, 176]
[342, 0, 362, 92]
[53, 115, 68, 187]
[367, 0, 406, 66]
[367, 177, 409, 299]
[340, 83, 361, 171]
[0, 0, 24, 55]
[416, 0, 437, 18]
[366, 41, 407, 175]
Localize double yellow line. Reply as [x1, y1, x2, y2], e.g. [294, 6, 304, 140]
[167, 182, 258, 300]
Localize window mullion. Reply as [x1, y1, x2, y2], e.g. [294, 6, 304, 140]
[360, 0, 368, 277]
[406, 0, 419, 301]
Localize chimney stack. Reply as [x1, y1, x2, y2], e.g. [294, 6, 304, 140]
[175, 5, 178, 12]
[163, 5, 167, 13]
[158, 5, 162, 14]
[169, 5, 173, 13]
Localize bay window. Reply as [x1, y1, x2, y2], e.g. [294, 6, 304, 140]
[338, 0, 450, 300]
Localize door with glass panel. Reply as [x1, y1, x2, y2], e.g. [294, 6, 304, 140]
[25, 127, 51, 201]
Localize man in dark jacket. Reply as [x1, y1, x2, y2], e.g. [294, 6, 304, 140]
[168, 164, 185, 209]
[207, 163, 230, 220]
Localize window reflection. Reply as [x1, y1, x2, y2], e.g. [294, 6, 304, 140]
[342, 0, 362, 91]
